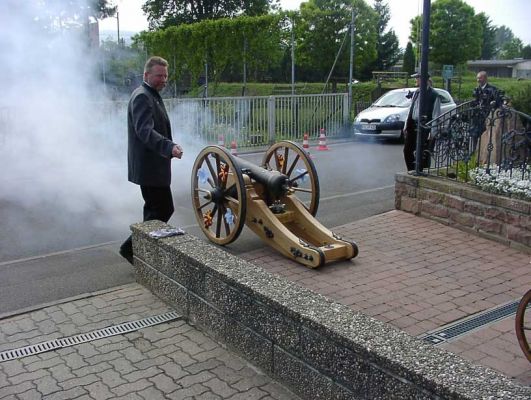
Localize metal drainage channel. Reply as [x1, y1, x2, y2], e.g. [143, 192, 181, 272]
[0, 311, 181, 363]
[419, 300, 520, 345]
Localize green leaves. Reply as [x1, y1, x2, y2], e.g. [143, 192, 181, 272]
[136, 14, 283, 85]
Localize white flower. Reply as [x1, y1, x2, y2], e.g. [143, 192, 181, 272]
[470, 164, 531, 201]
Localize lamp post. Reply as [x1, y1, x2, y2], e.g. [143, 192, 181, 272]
[116, 10, 120, 46]
[415, 0, 431, 175]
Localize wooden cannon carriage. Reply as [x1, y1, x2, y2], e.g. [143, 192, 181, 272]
[191, 140, 358, 268]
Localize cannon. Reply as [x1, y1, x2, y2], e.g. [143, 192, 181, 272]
[191, 140, 358, 268]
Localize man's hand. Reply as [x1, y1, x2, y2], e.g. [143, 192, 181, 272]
[172, 144, 183, 159]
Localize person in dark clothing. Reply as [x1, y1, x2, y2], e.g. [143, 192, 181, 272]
[403, 73, 441, 171]
[473, 71, 499, 109]
[470, 71, 502, 150]
[119, 56, 183, 264]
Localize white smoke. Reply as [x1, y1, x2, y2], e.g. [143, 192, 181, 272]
[0, 1, 139, 259]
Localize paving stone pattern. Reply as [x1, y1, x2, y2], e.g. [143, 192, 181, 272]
[0, 284, 300, 400]
[241, 210, 531, 386]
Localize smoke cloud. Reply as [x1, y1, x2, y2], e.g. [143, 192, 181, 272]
[0, 1, 200, 261]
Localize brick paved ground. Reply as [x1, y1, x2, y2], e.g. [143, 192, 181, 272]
[241, 210, 531, 386]
[0, 284, 300, 400]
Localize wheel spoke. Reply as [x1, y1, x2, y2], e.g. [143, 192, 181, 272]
[196, 188, 211, 194]
[293, 187, 312, 193]
[286, 153, 300, 177]
[283, 146, 289, 174]
[197, 199, 213, 211]
[215, 208, 222, 238]
[204, 156, 218, 186]
[224, 195, 240, 206]
[273, 149, 281, 170]
[220, 203, 231, 236]
[289, 170, 308, 184]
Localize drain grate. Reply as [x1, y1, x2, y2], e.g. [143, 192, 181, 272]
[0, 311, 181, 362]
[419, 301, 519, 345]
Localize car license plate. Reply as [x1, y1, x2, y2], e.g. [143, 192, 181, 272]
[362, 124, 376, 130]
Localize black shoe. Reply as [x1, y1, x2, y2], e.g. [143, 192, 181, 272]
[119, 246, 134, 265]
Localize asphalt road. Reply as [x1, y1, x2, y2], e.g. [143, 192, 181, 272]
[0, 139, 404, 316]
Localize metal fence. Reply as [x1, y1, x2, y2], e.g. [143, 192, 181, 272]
[164, 93, 349, 148]
[0, 94, 349, 150]
[425, 100, 530, 183]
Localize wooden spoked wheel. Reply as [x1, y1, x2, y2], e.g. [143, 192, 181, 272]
[191, 146, 246, 245]
[261, 140, 320, 216]
[515, 289, 531, 362]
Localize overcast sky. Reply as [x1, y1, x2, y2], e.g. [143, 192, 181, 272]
[100, 0, 531, 49]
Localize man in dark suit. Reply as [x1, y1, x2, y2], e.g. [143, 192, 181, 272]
[473, 71, 499, 109]
[470, 71, 502, 150]
[403, 73, 441, 171]
[119, 56, 183, 264]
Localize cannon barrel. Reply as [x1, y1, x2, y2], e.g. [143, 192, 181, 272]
[233, 156, 289, 198]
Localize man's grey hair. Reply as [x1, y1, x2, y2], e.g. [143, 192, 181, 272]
[144, 56, 169, 73]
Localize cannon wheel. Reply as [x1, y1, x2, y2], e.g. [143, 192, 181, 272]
[515, 288, 531, 362]
[262, 140, 320, 216]
[191, 146, 246, 245]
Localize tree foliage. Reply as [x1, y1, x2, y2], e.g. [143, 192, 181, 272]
[296, 0, 377, 80]
[402, 42, 415, 75]
[499, 37, 523, 59]
[33, 0, 116, 31]
[372, 0, 400, 71]
[141, 0, 277, 29]
[409, 0, 481, 66]
[522, 45, 531, 59]
[135, 14, 284, 85]
[476, 12, 496, 60]
[494, 25, 514, 57]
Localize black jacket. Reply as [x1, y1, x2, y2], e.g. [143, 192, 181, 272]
[127, 82, 175, 186]
[473, 83, 500, 109]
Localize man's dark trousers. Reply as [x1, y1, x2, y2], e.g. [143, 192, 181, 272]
[120, 186, 174, 263]
[403, 125, 430, 171]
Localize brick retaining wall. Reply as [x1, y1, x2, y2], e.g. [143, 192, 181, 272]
[395, 172, 531, 252]
[131, 220, 530, 399]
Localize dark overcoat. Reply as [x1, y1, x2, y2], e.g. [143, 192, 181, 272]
[127, 82, 174, 187]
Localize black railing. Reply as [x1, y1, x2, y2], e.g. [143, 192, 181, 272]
[423, 97, 530, 186]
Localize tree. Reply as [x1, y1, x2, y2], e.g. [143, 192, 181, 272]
[499, 37, 523, 59]
[135, 14, 283, 86]
[142, 0, 277, 29]
[522, 45, 531, 59]
[409, 0, 482, 66]
[295, 0, 378, 81]
[494, 25, 514, 57]
[476, 12, 496, 60]
[402, 42, 415, 75]
[372, 0, 400, 71]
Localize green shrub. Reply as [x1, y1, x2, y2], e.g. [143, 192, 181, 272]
[509, 84, 531, 115]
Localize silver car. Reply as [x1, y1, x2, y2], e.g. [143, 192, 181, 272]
[353, 87, 456, 141]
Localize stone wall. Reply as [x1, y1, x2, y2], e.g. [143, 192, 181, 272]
[131, 220, 529, 400]
[395, 172, 531, 252]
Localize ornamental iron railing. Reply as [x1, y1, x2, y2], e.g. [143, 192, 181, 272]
[423, 97, 530, 183]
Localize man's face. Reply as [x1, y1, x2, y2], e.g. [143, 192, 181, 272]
[415, 77, 420, 87]
[476, 73, 487, 87]
[145, 64, 168, 92]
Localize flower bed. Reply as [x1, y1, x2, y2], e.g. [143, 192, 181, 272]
[470, 166, 531, 201]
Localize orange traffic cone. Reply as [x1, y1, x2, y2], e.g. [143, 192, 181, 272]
[302, 133, 312, 158]
[230, 140, 238, 156]
[317, 128, 329, 151]
[217, 135, 225, 147]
